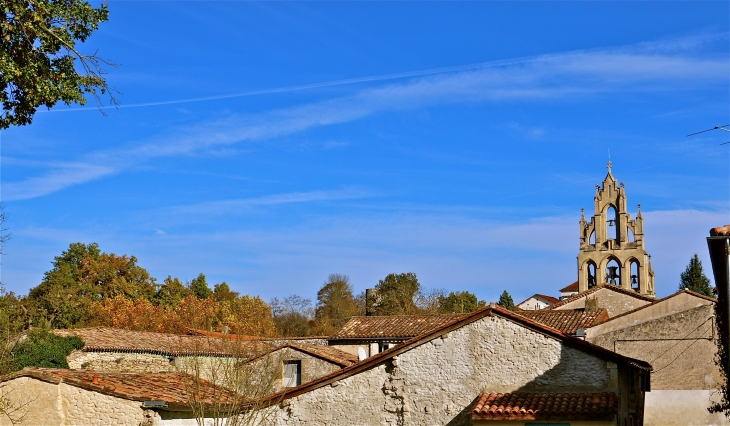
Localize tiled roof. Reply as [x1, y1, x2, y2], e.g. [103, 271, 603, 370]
[517, 308, 609, 334]
[330, 314, 467, 339]
[54, 327, 272, 357]
[5, 368, 239, 410]
[287, 343, 358, 366]
[535, 294, 560, 304]
[711, 224, 730, 236]
[560, 281, 579, 292]
[260, 305, 652, 406]
[471, 391, 617, 421]
[546, 284, 655, 311]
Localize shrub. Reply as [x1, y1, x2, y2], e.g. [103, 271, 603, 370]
[10, 329, 84, 372]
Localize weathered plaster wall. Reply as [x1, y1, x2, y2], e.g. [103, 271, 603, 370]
[586, 293, 713, 338]
[274, 347, 341, 390]
[0, 377, 154, 426]
[588, 305, 720, 390]
[68, 350, 175, 373]
[644, 390, 730, 426]
[555, 289, 652, 317]
[269, 315, 615, 426]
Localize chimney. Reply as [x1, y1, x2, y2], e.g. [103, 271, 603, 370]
[365, 288, 378, 316]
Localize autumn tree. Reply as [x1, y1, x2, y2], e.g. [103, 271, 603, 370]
[1, 0, 118, 128]
[497, 290, 516, 311]
[679, 254, 714, 297]
[438, 291, 485, 314]
[312, 274, 357, 335]
[25, 242, 156, 328]
[270, 295, 313, 337]
[213, 282, 239, 302]
[372, 272, 422, 315]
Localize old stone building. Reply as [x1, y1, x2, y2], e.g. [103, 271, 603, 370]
[547, 284, 656, 318]
[265, 305, 651, 426]
[577, 161, 655, 297]
[515, 293, 560, 310]
[584, 290, 728, 426]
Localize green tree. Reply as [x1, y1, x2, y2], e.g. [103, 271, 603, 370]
[9, 329, 84, 373]
[25, 242, 156, 328]
[1, 0, 118, 128]
[153, 276, 189, 307]
[213, 282, 239, 302]
[438, 291, 486, 314]
[373, 272, 422, 315]
[679, 254, 714, 297]
[189, 273, 213, 299]
[270, 295, 313, 337]
[497, 290, 516, 311]
[312, 274, 358, 335]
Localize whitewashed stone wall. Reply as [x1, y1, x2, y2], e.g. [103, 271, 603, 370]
[68, 350, 175, 373]
[270, 315, 613, 426]
[0, 377, 156, 426]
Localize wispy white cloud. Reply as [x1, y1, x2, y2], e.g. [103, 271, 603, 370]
[5, 35, 727, 200]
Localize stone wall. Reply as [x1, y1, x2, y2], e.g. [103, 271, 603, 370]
[644, 390, 730, 426]
[588, 304, 720, 390]
[0, 377, 155, 426]
[554, 288, 652, 317]
[269, 315, 617, 426]
[68, 350, 176, 373]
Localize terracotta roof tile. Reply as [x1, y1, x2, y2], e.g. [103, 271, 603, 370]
[287, 343, 358, 366]
[471, 391, 617, 421]
[517, 309, 609, 334]
[54, 327, 272, 357]
[5, 368, 239, 410]
[711, 224, 730, 236]
[546, 284, 655, 311]
[535, 294, 560, 304]
[560, 281, 579, 292]
[330, 314, 467, 339]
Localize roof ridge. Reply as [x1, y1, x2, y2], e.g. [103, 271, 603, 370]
[546, 284, 655, 310]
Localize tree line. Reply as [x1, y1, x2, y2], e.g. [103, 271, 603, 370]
[0, 243, 489, 338]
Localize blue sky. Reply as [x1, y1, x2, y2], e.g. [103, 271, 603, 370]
[1, 1, 729, 305]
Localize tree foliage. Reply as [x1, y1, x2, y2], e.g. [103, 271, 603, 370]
[679, 254, 714, 297]
[9, 329, 83, 372]
[312, 274, 357, 335]
[372, 272, 422, 315]
[25, 242, 156, 328]
[1, 0, 118, 128]
[270, 295, 313, 337]
[497, 290, 516, 311]
[190, 273, 213, 299]
[438, 291, 485, 314]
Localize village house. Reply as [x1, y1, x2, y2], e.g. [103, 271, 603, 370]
[516, 293, 560, 310]
[585, 289, 727, 426]
[263, 305, 651, 426]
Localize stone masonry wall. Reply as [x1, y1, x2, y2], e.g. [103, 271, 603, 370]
[589, 304, 720, 390]
[68, 350, 176, 373]
[555, 289, 652, 317]
[269, 315, 613, 426]
[0, 377, 155, 426]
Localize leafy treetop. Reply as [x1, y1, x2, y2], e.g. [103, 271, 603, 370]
[373, 272, 422, 316]
[497, 290, 516, 311]
[1, 0, 118, 128]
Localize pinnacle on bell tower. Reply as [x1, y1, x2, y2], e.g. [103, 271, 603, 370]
[576, 162, 655, 296]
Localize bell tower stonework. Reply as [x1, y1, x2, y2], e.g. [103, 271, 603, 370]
[577, 161, 655, 297]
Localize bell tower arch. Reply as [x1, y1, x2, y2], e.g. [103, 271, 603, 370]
[577, 161, 655, 296]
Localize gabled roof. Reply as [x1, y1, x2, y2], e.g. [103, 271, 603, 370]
[243, 342, 358, 368]
[517, 308, 609, 334]
[54, 327, 273, 357]
[471, 391, 617, 421]
[546, 284, 655, 311]
[260, 305, 652, 406]
[587, 289, 716, 327]
[330, 314, 467, 340]
[2, 368, 238, 410]
[516, 294, 560, 308]
[560, 281, 579, 292]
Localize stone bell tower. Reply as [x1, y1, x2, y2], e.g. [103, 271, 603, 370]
[576, 161, 655, 296]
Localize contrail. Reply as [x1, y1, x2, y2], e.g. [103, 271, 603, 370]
[45, 32, 725, 112]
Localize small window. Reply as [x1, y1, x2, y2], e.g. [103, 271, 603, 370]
[283, 361, 301, 387]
